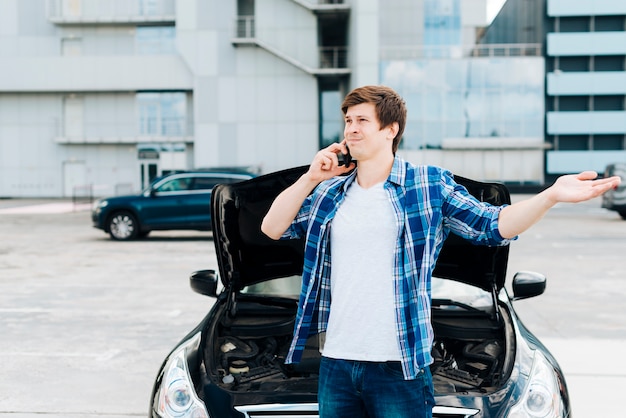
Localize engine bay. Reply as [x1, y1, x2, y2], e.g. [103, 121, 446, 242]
[209, 300, 512, 395]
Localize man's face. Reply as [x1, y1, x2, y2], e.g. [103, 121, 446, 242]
[343, 102, 394, 161]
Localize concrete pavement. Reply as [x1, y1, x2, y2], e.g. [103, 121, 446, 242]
[0, 197, 625, 417]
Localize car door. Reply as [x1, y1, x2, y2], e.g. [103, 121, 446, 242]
[185, 174, 256, 229]
[139, 175, 193, 229]
[183, 175, 229, 229]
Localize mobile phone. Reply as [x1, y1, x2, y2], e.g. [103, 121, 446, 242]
[342, 145, 353, 167]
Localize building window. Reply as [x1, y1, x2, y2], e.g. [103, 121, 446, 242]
[558, 56, 589, 72]
[137, 92, 187, 136]
[558, 135, 589, 151]
[136, 26, 176, 55]
[594, 56, 625, 72]
[593, 135, 624, 150]
[423, 0, 461, 53]
[63, 96, 84, 139]
[593, 95, 625, 111]
[62, 0, 82, 17]
[557, 96, 588, 112]
[236, 0, 255, 37]
[558, 16, 589, 32]
[61, 37, 82, 56]
[381, 57, 544, 149]
[594, 15, 626, 32]
[140, 0, 160, 16]
[319, 90, 342, 149]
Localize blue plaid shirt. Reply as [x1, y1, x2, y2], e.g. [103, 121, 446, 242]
[281, 157, 513, 379]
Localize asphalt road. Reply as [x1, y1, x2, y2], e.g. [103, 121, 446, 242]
[0, 196, 624, 417]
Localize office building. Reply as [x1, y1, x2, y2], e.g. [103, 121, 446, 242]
[483, 0, 626, 182]
[1, 0, 547, 198]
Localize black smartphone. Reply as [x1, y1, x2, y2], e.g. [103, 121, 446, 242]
[342, 145, 353, 167]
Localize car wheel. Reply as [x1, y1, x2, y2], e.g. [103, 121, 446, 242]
[108, 211, 139, 240]
[619, 211, 626, 220]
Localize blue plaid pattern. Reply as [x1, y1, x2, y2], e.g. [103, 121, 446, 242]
[281, 157, 513, 379]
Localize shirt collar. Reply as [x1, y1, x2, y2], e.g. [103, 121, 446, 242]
[388, 155, 406, 187]
[341, 156, 406, 191]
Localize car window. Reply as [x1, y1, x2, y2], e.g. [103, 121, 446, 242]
[191, 177, 221, 191]
[155, 177, 191, 192]
[191, 176, 242, 191]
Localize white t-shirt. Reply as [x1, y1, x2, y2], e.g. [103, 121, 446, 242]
[322, 180, 402, 362]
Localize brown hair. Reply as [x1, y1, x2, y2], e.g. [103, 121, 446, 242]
[341, 85, 406, 153]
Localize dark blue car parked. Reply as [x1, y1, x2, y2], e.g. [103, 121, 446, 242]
[92, 170, 255, 240]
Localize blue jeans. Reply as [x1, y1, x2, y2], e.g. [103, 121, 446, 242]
[318, 357, 435, 418]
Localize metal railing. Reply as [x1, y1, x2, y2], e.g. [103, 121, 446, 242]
[319, 47, 348, 68]
[72, 182, 135, 209]
[234, 17, 348, 70]
[236, 15, 255, 38]
[46, 0, 175, 22]
[380, 43, 542, 60]
[72, 184, 94, 208]
[470, 43, 542, 57]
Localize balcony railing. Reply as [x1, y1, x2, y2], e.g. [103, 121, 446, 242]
[233, 17, 347, 71]
[236, 15, 255, 38]
[380, 43, 543, 60]
[470, 43, 543, 57]
[46, 0, 176, 24]
[320, 47, 347, 69]
[291, 0, 350, 12]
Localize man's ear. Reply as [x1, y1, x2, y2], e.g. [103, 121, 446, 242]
[386, 122, 399, 140]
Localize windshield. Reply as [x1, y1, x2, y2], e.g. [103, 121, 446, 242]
[432, 277, 493, 310]
[242, 275, 302, 298]
[242, 275, 493, 309]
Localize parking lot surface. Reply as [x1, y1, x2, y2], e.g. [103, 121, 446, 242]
[0, 196, 625, 417]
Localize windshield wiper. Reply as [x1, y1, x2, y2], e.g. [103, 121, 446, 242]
[431, 299, 488, 314]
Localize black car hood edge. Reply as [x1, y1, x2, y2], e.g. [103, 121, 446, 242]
[210, 166, 510, 293]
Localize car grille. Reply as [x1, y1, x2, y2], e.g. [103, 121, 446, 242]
[235, 404, 479, 417]
[433, 406, 480, 418]
[235, 403, 318, 417]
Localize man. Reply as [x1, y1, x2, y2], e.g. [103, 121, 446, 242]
[261, 85, 620, 418]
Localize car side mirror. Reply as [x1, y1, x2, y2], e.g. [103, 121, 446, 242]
[512, 271, 546, 301]
[190, 269, 219, 298]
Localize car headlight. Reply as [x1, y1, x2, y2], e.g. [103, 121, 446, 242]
[156, 333, 209, 418]
[92, 199, 108, 211]
[508, 351, 566, 418]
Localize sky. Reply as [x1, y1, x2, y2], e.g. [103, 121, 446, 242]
[487, 0, 506, 23]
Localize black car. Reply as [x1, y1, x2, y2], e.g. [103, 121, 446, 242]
[601, 162, 626, 219]
[150, 166, 571, 418]
[91, 170, 255, 240]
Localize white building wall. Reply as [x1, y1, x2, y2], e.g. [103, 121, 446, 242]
[348, 0, 380, 86]
[256, 0, 318, 69]
[0, 93, 140, 197]
[0, 0, 324, 197]
[548, 0, 626, 17]
[547, 32, 626, 56]
[548, 72, 626, 95]
[177, 0, 319, 174]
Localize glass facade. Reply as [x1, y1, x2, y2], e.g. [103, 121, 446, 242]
[423, 0, 461, 56]
[137, 92, 187, 136]
[320, 90, 343, 148]
[380, 57, 545, 150]
[135, 26, 176, 55]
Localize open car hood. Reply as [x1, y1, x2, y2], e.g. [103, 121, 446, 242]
[211, 166, 510, 294]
